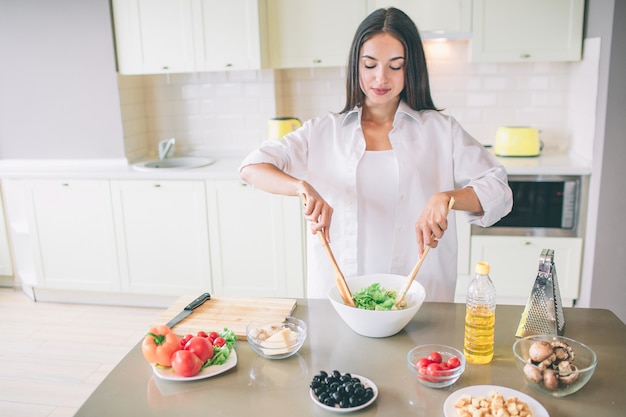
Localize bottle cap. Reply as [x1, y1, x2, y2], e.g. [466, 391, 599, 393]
[475, 261, 490, 275]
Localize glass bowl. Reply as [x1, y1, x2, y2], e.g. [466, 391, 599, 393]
[246, 317, 307, 360]
[512, 334, 597, 397]
[407, 344, 466, 388]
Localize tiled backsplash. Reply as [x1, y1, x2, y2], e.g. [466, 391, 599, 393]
[118, 40, 599, 162]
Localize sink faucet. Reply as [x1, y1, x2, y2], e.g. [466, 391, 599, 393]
[158, 138, 176, 160]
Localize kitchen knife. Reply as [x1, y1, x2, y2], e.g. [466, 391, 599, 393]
[165, 292, 211, 328]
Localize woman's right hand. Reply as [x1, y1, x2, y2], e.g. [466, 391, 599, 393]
[299, 183, 333, 243]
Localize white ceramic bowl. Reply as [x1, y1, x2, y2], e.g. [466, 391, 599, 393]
[328, 274, 426, 338]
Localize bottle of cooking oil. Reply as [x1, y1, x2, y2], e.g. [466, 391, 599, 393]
[464, 261, 496, 364]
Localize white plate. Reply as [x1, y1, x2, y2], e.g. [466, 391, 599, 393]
[443, 385, 549, 417]
[310, 374, 378, 413]
[152, 349, 237, 381]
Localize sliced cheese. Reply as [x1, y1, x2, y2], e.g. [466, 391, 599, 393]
[259, 328, 298, 355]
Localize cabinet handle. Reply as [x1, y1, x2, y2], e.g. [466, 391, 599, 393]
[162, 66, 169, 70]
[520, 53, 531, 59]
[313, 59, 322, 64]
[523, 241, 532, 245]
[61, 183, 70, 187]
[154, 184, 161, 188]
[225, 63, 233, 68]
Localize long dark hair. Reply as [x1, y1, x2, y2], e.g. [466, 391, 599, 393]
[340, 7, 438, 113]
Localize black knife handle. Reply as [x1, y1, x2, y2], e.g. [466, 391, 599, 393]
[184, 292, 211, 311]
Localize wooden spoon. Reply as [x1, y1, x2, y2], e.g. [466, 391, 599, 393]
[299, 194, 355, 307]
[394, 197, 456, 309]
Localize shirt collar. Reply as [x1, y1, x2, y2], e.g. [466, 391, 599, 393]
[395, 101, 424, 125]
[343, 101, 424, 127]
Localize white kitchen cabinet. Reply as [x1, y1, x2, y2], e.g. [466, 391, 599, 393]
[112, 0, 197, 74]
[266, 0, 368, 68]
[0, 190, 13, 278]
[195, 0, 265, 71]
[111, 180, 212, 295]
[471, 0, 585, 62]
[369, 0, 471, 38]
[23, 180, 120, 292]
[112, 0, 265, 74]
[460, 235, 583, 306]
[206, 180, 305, 297]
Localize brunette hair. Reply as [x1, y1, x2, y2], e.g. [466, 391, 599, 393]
[340, 7, 438, 113]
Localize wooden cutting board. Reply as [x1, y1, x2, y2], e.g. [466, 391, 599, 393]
[156, 294, 297, 340]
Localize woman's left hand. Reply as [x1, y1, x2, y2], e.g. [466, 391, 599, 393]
[414, 193, 454, 258]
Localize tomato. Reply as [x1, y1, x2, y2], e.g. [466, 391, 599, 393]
[447, 356, 461, 369]
[415, 357, 432, 370]
[213, 336, 226, 347]
[184, 336, 214, 362]
[171, 350, 203, 377]
[141, 325, 180, 367]
[208, 331, 219, 344]
[423, 363, 443, 382]
[179, 334, 193, 349]
[426, 363, 442, 375]
[197, 331, 208, 338]
[427, 351, 442, 364]
[439, 362, 450, 371]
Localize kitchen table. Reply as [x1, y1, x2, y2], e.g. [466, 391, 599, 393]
[76, 300, 625, 416]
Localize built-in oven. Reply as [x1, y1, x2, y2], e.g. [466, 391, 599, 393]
[472, 175, 588, 238]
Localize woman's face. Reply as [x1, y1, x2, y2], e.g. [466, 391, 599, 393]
[358, 33, 405, 107]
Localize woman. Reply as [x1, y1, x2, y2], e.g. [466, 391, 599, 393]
[239, 8, 512, 302]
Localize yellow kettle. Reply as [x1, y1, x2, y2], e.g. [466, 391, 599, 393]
[268, 117, 302, 140]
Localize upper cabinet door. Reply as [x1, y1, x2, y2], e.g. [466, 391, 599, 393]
[196, 0, 264, 71]
[471, 0, 585, 62]
[112, 0, 197, 74]
[267, 0, 368, 68]
[370, 0, 471, 38]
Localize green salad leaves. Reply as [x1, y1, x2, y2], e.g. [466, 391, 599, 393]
[353, 283, 399, 311]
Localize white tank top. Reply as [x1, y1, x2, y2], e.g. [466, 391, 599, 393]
[356, 150, 399, 275]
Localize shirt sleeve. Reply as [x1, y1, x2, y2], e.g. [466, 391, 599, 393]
[451, 118, 513, 227]
[238, 121, 311, 182]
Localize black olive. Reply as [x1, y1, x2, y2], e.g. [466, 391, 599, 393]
[363, 389, 374, 402]
[311, 370, 373, 409]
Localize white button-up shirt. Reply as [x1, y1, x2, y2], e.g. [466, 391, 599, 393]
[240, 102, 512, 301]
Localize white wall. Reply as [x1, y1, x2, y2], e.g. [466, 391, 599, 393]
[579, 0, 626, 324]
[118, 40, 598, 163]
[0, 0, 125, 160]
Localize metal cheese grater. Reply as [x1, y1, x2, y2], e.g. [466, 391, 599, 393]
[515, 249, 566, 337]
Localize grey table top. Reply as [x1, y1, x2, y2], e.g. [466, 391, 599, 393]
[76, 300, 625, 416]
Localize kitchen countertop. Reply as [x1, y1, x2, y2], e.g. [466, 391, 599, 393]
[75, 300, 624, 417]
[0, 149, 591, 180]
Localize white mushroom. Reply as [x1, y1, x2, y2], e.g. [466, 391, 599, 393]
[543, 369, 559, 391]
[552, 341, 575, 362]
[523, 362, 543, 383]
[529, 341, 554, 362]
[557, 361, 580, 385]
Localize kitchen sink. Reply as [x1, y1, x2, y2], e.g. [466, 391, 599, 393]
[133, 156, 216, 171]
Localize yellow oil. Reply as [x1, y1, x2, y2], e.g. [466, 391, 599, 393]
[464, 305, 495, 364]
